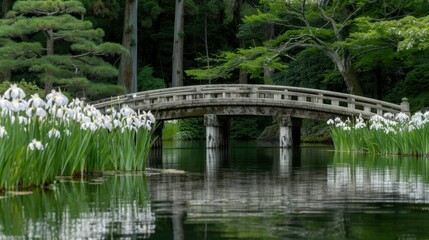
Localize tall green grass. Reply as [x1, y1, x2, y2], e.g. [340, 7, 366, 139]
[0, 84, 156, 190]
[328, 112, 429, 156]
[162, 120, 193, 140]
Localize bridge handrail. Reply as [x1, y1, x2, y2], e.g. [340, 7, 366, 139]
[91, 84, 409, 117]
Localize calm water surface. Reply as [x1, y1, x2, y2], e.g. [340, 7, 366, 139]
[1, 141, 429, 239]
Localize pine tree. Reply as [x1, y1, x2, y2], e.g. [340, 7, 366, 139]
[0, 0, 125, 98]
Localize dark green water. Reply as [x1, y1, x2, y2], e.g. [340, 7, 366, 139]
[1, 141, 429, 239]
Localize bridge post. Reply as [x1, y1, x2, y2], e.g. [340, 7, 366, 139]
[401, 97, 410, 116]
[204, 114, 230, 149]
[279, 116, 301, 148]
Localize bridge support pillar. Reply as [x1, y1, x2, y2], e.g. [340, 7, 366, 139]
[279, 116, 301, 148]
[204, 114, 230, 149]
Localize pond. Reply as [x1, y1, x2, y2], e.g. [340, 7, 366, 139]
[1, 141, 429, 239]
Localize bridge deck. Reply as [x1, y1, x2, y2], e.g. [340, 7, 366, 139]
[91, 84, 409, 121]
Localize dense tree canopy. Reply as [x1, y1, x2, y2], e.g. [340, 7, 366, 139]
[0, 0, 428, 110]
[186, 0, 429, 97]
[0, 0, 125, 98]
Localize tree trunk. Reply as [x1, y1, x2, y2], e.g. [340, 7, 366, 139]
[1, 0, 14, 83]
[119, 0, 138, 93]
[238, 40, 247, 84]
[2, 0, 13, 17]
[342, 64, 363, 96]
[341, 51, 363, 96]
[1, 71, 11, 83]
[325, 49, 363, 96]
[263, 23, 274, 85]
[233, 0, 247, 84]
[203, 0, 210, 84]
[45, 29, 54, 94]
[172, 0, 184, 87]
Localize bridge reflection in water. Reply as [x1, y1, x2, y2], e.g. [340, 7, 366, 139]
[149, 146, 429, 207]
[2, 145, 429, 239]
[147, 145, 429, 239]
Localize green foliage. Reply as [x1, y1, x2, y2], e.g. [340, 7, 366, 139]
[378, 47, 429, 111]
[3, 0, 423, 110]
[178, 118, 205, 140]
[230, 116, 270, 139]
[137, 65, 165, 91]
[385, 65, 429, 112]
[187, 0, 429, 97]
[162, 121, 180, 140]
[162, 120, 193, 141]
[186, 46, 286, 81]
[12, 0, 86, 15]
[223, 0, 257, 24]
[301, 133, 332, 144]
[84, 82, 126, 100]
[273, 48, 344, 91]
[0, 0, 125, 98]
[349, 15, 429, 52]
[140, 0, 162, 28]
[81, 0, 122, 18]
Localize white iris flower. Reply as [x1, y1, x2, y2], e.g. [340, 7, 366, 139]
[28, 139, 44, 151]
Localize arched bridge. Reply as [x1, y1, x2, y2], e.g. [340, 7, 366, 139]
[91, 84, 410, 148]
[92, 84, 409, 120]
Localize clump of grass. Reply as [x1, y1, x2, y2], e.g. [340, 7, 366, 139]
[328, 112, 429, 156]
[0, 84, 156, 190]
[162, 120, 193, 141]
[162, 120, 180, 140]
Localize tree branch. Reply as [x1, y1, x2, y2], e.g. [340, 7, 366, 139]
[71, 52, 106, 59]
[351, 46, 391, 60]
[318, 5, 343, 41]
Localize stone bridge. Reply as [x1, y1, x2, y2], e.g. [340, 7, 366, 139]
[91, 84, 410, 148]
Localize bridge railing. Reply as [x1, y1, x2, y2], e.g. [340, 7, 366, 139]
[91, 84, 409, 117]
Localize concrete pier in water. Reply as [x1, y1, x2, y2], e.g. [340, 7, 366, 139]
[204, 114, 230, 149]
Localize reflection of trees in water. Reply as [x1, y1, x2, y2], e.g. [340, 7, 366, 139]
[329, 152, 429, 202]
[148, 148, 326, 218]
[3, 147, 429, 239]
[149, 149, 429, 220]
[0, 176, 155, 239]
[147, 148, 429, 239]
